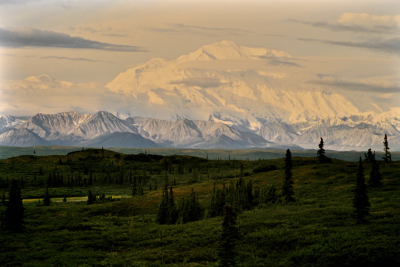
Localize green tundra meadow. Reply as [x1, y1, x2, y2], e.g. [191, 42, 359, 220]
[0, 147, 399, 266]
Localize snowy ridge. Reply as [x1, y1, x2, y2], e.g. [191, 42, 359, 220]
[0, 115, 28, 133]
[176, 40, 291, 62]
[1, 110, 399, 150]
[105, 41, 365, 126]
[0, 111, 276, 149]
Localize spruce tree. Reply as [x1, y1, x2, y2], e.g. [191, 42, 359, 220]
[369, 160, 382, 187]
[2, 179, 25, 232]
[88, 172, 93, 186]
[382, 134, 391, 162]
[87, 190, 95, 205]
[317, 137, 326, 162]
[264, 184, 277, 204]
[139, 181, 144, 195]
[43, 187, 51, 206]
[167, 186, 178, 224]
[217, 205, 239, 267]
[156, 184, 169, 224]
[353, 157, 370, 224]
[282, 149, 295, 203]
[364, 148, 375, 162]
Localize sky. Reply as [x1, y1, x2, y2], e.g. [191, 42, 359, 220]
[0, 0, 399, 116]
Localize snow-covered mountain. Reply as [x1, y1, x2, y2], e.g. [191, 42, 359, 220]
[0, 111, 278, 149]
[106, 40, 369, 128]
[103, 40, 400, 151]
[0, 110, 399, 150]
[126, 117, 273, 149]
[1, 41, 399, 151]
[13, 111, 138, 146]
[0, 128, 50, 147]
[0, 115, 29, 133]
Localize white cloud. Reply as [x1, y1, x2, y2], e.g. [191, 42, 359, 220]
[0, 27, 146, 52]
[0, 75, 135, 116]
[287, 13, 400, 34]
[308, 75, 400, 93]
[337, 13, 399, 30]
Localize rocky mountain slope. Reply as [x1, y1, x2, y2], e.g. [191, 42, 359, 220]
[0, 110, 399, 151]
[0, 111, 279, 149]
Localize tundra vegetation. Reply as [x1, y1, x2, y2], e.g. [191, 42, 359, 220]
[0, 147, 399, 266]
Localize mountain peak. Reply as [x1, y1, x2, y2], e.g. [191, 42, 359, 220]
[210, 40, 240, 48]
[24, 74, 54, 83]
[177, 40, 290, 62]
[96, 111, 114, 117]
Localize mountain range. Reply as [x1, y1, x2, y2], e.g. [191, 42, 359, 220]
[1, 41, 399, 151]
[0, 110, 399, 151]
[0, 111, 287, 149]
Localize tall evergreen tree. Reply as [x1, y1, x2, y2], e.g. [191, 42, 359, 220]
[217, 204, 240, 267]
[353, 157, 370, 224]
[317, 137, 326, 162]
[87, 190, 95, 205]
[43, 187, 51, 206]
[364, 148, 375, 162]
[2, 179, 25, 232]
[139, 181, 144, 195]
[282, 149, 295, 203]
[88, 172, 93, 186]
[156, 184, 169, 225]
[263, 184, 277, 204]
[369, 160, 382, 187]
[167, 186, 178, 224]
[177, 189, 203, 224]
[382, 134, 391, 162]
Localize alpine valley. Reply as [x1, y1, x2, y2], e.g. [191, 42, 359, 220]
[2, 41, 399, 151]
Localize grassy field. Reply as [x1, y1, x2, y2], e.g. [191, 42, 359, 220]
[0, 148, 399, 266]
[1, 145, 400, 161]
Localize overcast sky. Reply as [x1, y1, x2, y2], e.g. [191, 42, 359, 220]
[0, 0, 399, 116]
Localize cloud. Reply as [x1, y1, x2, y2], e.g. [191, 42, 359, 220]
[337, 13, 399, 30]
[298, 37, 400, 55]
[68, 26, 129, 38]
[170, 77, 224, 88]
[264, 33, 285, 37]
[259, 56, 303, 68]
[41, 56, 114, 63]
[308, 75, 400, 93]
[55, 0, 75, 9]
[287, 13, 400, 34]
[148, 23, 252, 36]
[1, 53, 15, 57]
[171, 23, 252, 34]
[102, 33, 130, 38]
[0, 0, 37, 5]
[0, 27, 146, 52]
[83, 27, 99, 34]
[0, 0, 69, 8]
[287, 19, 386, 34]
[0, 75, 136, 116]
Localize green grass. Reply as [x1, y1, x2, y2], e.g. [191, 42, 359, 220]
[0, 149, 399, 266]
[2, 145, 400, 161]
